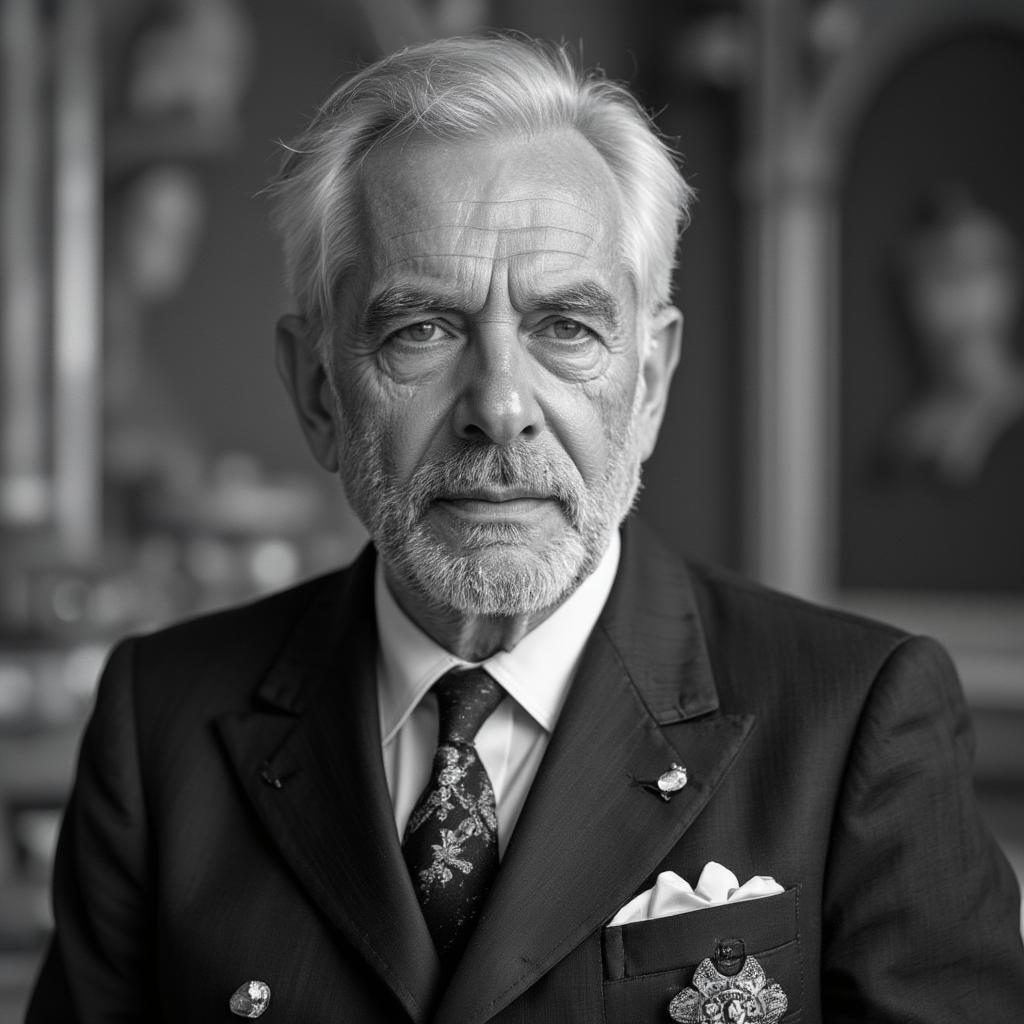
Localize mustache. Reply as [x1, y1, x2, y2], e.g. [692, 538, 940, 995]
[405, 441, 585, 517]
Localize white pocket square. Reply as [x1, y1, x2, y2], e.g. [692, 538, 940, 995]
[608, 861, 784, 926]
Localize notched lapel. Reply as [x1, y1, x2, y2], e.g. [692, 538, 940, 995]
[214, 551, 442, 1024]
[436, 525, 756, 1024]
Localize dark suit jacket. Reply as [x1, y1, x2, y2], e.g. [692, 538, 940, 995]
[27, 523, 1024, 1022]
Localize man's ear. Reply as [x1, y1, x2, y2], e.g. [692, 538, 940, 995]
[636, 306, 683, 461]
[275, 314, 339, 472]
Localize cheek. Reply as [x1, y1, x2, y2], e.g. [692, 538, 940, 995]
[341, 381, 452, 483]
[593, 347, 642, 439]
[334, 314, 476, 487]
[549, 369, 640, 485]
[390, 400, 451, 476]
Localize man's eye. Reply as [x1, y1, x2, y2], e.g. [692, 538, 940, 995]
[390, 321, 451, 344]
[536, 319, 594, 343]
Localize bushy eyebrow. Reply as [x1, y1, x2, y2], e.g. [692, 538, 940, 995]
[533, 283, 622, 331]
[360, 281, 623, 336]
[361, 286, 458, 337]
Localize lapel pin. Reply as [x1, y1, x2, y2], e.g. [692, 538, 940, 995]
[635, 762, 689, 802]
[229, 979, 271, 1018]
[658, 762, 688, 794]
[668, 943, 787, 1023]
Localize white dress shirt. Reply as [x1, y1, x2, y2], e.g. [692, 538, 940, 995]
[376, 532, 620, 857]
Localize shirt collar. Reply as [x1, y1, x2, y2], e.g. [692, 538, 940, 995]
[376, 531, 621, 744]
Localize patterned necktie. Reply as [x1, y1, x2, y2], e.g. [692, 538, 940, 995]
[402, 667, 504, 970]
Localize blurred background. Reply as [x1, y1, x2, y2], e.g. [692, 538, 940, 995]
[1, 0, 1022, 1016]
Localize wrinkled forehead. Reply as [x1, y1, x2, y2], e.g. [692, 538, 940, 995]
[356, 130, 624, 281]
[377, 196, 604, 269]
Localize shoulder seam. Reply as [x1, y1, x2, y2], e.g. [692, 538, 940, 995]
[690, 562, 910, 640]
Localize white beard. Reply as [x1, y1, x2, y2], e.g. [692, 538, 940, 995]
[331, 383, 645, 617]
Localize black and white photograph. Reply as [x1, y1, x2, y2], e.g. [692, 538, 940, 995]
[1, 1, 1022, 1021]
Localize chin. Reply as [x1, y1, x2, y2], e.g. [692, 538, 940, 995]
[395, 530, 593, 618]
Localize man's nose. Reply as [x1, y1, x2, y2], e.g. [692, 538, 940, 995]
[452, 326, 544, 444]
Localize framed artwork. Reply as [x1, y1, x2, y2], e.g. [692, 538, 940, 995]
[744, 0, 1024, 706]
[838, 33, 1024, 595]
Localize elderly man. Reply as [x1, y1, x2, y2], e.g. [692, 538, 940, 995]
[28, 34, 1024, 1024]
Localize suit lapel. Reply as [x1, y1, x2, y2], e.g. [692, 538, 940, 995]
[215, 548, 442, 1024]
[436, 524, 755, 1024]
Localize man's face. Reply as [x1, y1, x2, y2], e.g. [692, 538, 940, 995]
[291, 129, 678, 617]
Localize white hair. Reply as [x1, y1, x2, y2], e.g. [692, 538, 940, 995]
[268, 34, 694, 339]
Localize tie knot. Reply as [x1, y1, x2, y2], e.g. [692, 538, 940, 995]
[434, 667, 503, 745]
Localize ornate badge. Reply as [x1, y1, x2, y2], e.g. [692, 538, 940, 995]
[229, 979, 271, 1018]
[668, 954, 787, 1023]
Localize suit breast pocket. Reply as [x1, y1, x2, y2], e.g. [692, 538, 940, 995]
[601, 887, 802, 1023]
